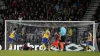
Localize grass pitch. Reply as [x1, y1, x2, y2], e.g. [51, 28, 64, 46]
[0, 50, 100, 56]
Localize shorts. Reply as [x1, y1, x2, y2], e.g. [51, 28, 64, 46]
[42, 38, 49, 44]
[8, 37, 13, 43]
[60, 36, 66, 42]
[15, 35, 20, 40]
[86, 41, 92, 46]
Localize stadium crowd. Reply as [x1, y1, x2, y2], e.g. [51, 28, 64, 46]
[0, 0, 90, 21]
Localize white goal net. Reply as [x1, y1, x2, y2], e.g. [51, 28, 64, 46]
[5, 20, 96, 51]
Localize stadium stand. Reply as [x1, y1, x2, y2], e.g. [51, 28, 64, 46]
[0, 0, 90, 21]
[92, 3, 100, 23]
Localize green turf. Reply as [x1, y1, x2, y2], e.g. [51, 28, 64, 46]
[0, 50, 100, 56]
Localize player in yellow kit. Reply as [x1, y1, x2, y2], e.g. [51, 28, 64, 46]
[42, 29, 50, 51]
[86, 31, 93, 51]
[8, 28, 17, 50]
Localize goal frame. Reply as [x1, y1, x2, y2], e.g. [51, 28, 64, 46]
[5, 20, 96, 51]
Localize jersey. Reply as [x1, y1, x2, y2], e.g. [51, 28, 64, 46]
[42, 29, 50, 44]
[60, 27, 66, 36]
[86, 32, 92, 46]
[68, 28, 72, 36]
[56, 34, 60, 40]
[43, 30, 50, 39]
[88, 32, 92, 41]
[9, 31, 15, 39]
[9, 31, 16, 43]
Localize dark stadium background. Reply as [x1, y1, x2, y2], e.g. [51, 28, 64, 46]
[0, 0, 100, 51]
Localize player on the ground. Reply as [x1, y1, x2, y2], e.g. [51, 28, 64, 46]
[51, 32, 61, 50]
[59, 24, 67, 51]
[86, 30, 93, 51]
[21, 42, 32, 50]
[41, 28, 50, 51]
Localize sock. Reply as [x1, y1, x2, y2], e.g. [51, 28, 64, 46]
[9, 44, 12, 49]
[48, 46, 50, 51]
[86, 46, 88, 51]
[89, 46, 92, 51]
[42, 43, 46, 50]
[60, 42, 64, 50]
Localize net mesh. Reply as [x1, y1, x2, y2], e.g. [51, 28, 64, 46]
[5, 20, 96, 51]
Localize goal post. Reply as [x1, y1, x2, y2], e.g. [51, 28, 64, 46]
[5, 20, 96, 51]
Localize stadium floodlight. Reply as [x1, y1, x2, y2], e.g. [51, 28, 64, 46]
[5, 20, 96, 51]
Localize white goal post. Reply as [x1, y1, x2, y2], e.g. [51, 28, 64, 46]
[5, 20, 96, 51]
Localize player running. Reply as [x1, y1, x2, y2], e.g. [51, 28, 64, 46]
[41, 29, 50, 51]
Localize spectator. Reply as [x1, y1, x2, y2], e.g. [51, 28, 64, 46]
[47, 7, 52, 17]
[20, 11, 25, 18]
[12, 0, 17, 7]
[76, 0, 81, 7]
[18, 15, 23, 20]
[63, 8, 68, 16]
[55, 3, 60, 12]
[1, 0, 90, 21]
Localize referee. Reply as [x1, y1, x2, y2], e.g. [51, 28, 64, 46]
[59, 24, 67, 51]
